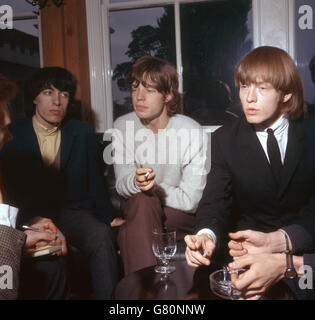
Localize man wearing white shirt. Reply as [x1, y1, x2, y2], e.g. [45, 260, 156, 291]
[112, 56, 207, 275]
[0, 75, 62, 300]
[185, 46, 315, 299]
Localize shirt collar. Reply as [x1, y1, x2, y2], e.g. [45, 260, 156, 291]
[32, 116, 60, 136]
[254, 114, 289, 135]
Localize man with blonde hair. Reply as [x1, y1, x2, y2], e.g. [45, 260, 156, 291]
[185, 46, 315, 299]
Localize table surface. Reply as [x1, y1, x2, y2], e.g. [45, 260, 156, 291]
[113, 260, 220, 300]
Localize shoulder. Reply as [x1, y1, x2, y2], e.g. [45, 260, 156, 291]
[212, 115, 242, 141]
[62, 119, 95, 134]
[170, 114, 202, 130]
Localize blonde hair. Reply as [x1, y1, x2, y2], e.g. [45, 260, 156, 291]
[235, 46, 305, 120]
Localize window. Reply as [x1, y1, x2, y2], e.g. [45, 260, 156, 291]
[0, 0, 41, 122]
[98, 0, 253, 130]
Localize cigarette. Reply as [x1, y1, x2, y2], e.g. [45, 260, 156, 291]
[203, 251, 210, 257]
[144, 172, 150, 180]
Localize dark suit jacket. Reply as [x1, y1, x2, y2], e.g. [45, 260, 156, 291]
[0, 225, 25, 300]
[196, 114, 315, 255]
[0, 119, 113, 226]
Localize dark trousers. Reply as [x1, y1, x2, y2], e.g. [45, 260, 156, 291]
[117, 192, 194, 276]
[57, 209, 118, 300]
[19, 255, 69, 300]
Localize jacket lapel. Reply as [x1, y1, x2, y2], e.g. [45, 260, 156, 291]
[237, 117, 275, 185]
[24, 119, 43, 161]
[60, 121, 77, 169]
[278, 118, 305, 197]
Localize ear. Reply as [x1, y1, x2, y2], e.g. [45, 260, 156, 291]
[164, 93, 173, 103]
[282, 93, 292, 103]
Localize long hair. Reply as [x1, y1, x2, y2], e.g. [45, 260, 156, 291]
[126, 56, 183, 116]
[235, 46, 306, 120]
[24, 67, 77, 117]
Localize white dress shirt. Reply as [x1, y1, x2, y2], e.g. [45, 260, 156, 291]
[0, 204, 18, 228]
[198, 115, 289, 244]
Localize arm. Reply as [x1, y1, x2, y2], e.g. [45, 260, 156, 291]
[194, 131, 233, 238]
[0, 225, 26, 300]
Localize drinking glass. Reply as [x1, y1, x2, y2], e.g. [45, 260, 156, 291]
[152, 228, 177, 274]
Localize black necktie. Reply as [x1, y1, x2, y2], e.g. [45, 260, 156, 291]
[267, 128, 282, 184]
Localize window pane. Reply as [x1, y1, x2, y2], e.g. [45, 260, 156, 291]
[295, 0, 315, 111]
[181, 0, 253, 125]
[0, 1, 40, 122]
[110, 6, 175, 119]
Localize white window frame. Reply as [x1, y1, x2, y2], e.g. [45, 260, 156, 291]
[86, 0, 294, 132]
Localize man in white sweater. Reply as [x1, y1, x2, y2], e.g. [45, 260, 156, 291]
[112, 56, 208, 275]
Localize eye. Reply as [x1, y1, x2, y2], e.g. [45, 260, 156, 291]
[60, 92, 69, 98]
[146, 87, 155, 93]
[43, 90, 52, 95]
[240, 84, 248, 89]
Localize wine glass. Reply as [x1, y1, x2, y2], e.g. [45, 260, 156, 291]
[152, 228, 177, 274]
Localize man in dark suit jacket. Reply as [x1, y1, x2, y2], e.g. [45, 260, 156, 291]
[0, 67, 121, 299]
[185, 46, 315, 299]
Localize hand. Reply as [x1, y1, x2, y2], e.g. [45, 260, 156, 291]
[110, 217, 125, 227]
[228, 253, 286, 299]
[228, 229, 274, 258]
[25, 217, 67, 256]
[184, 234, 215, 267]
[134, 168, 155, 192]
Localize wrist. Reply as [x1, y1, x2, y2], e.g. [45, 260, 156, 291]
[268, 230, 287, 253]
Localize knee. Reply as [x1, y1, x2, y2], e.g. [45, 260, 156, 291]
[124, 192, 161, 220]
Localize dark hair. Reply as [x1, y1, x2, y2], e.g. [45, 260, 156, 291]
[310, 55, 315, 85]
[235, 46, 306, 120]
[25, 67, 77, 117]
[126, 56, 182, 116]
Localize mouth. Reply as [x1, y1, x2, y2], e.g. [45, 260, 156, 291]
[135, 105, 147, 112]
[245, 108, 259, 115]
[50, 110, 62, 116]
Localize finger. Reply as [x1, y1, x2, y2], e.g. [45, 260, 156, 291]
[229, 248, 248, 257]
[228, 240, 244, 250]
[242, 290, 263, 299]
[185, 247, 205, 267]
[228, 256, 252, 271]
[136, 168, 153, 175]
[184, 235, 197, 250]
[139, 180, 155, 191]
[229, 230, 251, 241]
[185, 248, 201, 267]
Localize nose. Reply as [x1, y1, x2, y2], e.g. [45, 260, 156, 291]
[136, 87, 145, 101]
[246, 86, 257, 103]
[53, 91, 61, 106]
